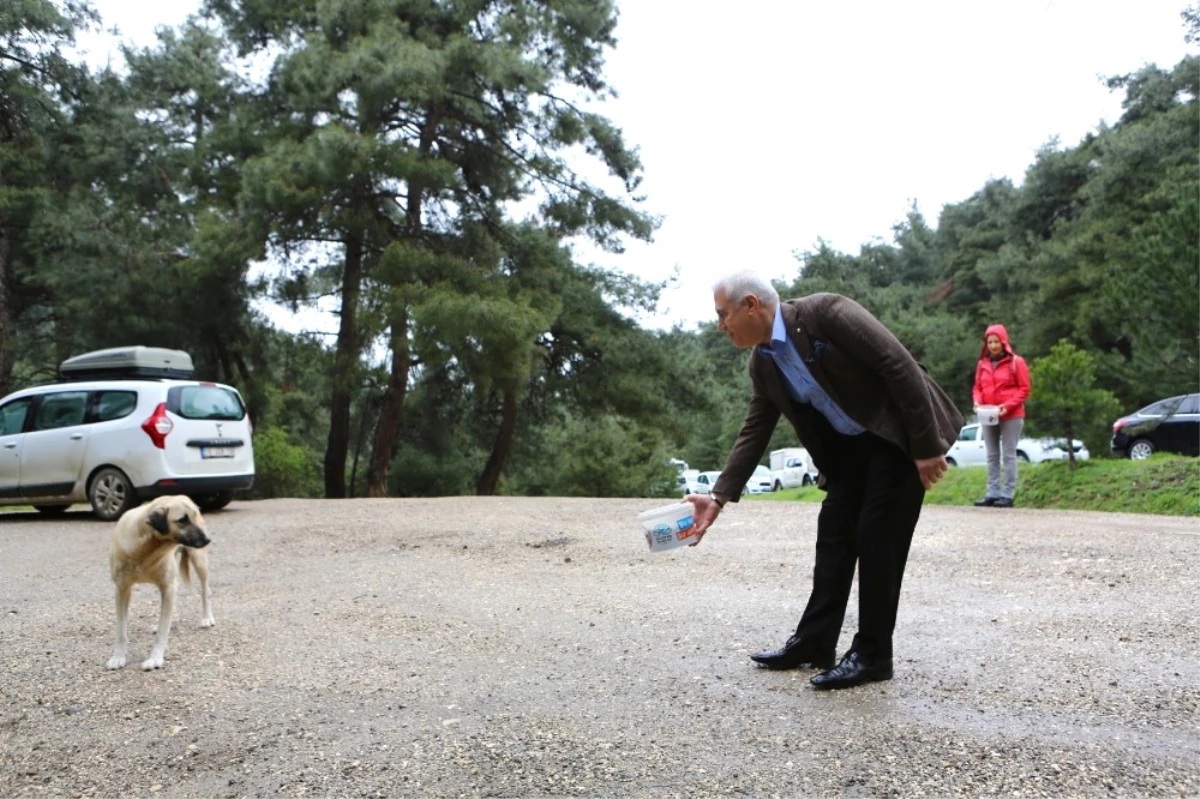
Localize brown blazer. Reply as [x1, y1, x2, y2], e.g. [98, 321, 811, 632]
[713, 293, 964, 502]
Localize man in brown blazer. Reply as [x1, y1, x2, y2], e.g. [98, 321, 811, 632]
[686, 270, 963, 690]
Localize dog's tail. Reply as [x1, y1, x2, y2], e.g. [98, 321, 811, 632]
[178, 549, 195, 584]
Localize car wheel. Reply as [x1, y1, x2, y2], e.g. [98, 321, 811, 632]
[946, 458, 957, 467]
[89, 467, 138, 521]
[1017, 451, 1031, 463]
[33, 505, 71, 515]
[191, 491, 235, 512]
[1128, 439, 1155, 460]
[802, 475, 812, 487]
[772, 480, 782, 492]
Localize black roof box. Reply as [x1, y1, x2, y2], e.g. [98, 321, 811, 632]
[59, 346, 195, 381]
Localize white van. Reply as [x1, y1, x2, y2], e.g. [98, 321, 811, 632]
[0, 347, 255, 520]
[769, 447, 819, 490]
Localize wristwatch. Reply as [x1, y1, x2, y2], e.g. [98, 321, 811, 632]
[711, 493, 728, 508]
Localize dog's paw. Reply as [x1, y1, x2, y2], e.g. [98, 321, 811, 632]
[200, 616, 215, 628]
[106, 653, 127, 670]
[141, 654, 165, 670]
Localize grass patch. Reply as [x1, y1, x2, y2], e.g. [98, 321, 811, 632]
[753, 486, 825, 503]
[746, 455, 1199, 516]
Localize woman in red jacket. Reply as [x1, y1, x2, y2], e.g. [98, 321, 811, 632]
[972, 324, 1032, 507]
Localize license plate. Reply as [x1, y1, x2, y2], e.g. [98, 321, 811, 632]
[201, 447, 234, 459]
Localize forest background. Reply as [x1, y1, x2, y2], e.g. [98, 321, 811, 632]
[2, 0, 1197, 500]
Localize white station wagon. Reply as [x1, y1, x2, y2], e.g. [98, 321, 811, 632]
[0, 347, 255, 520]
[946, 422, 1089, 467]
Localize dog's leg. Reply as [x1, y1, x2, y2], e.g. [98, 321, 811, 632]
[192, 552, 215, 628]
[142, 581, 176, 670]
[107, 582, 132, 669]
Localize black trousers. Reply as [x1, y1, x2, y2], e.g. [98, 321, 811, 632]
[793, 431, 926, 661]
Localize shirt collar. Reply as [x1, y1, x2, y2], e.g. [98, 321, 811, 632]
[771, 304, 787, 344]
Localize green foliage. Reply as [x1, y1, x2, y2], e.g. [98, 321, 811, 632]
[389, 446, 478, 498]
[1026, 340, 1123, 463]
[502, 413, 676, 498]
[756, 456, 1199, 516]
[0, 0, 98, 390]
[209, 0, 658, 496]
[248, 426, 322, 499]
[912, 451, 1195, 513]
[1014, 456, 1199, 515]
[2, 4, 1196, 503]
[752, 486, 825, 504]
[1099, 180, 1199, 399]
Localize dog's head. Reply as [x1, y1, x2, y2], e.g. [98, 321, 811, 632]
[145, 496, 211, 549]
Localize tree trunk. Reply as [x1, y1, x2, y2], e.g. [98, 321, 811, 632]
[475, 387, 518, 495]
[1065, 420, 1077, 470]
[366, 312, 409, 497]
[363, 109, 436, 497]
[212, 336, 235, 385]
[0, 215, 11, 398]
[229, 347, 261, 425]
[323, 230, 364, 498]
[350, 396, 375, 497]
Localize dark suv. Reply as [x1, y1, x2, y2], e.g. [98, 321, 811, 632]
[1110, 393, 1200, 459]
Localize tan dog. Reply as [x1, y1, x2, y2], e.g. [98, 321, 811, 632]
[107, 495, 214, 670]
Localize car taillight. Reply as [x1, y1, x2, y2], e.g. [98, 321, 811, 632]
[1113, 419, 1126, 433]
[141, 403, 173, 449]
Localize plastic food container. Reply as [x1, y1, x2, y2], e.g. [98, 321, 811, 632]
[977, 405, 1001, 426]
[636, 502, 698, 552]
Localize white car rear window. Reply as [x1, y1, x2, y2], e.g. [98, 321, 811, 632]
[176, 386, 246, 421]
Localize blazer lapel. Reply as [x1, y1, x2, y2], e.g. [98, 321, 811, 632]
[781, 301, 842, 405]
[751, 347, 792, 411]
[781, 302, 816, 364]
[755, 302, 818, 413]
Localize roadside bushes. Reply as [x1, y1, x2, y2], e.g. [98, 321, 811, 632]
[246, 426, 322, 499]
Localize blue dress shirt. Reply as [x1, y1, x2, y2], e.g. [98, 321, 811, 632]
[761, 306, 865, 436]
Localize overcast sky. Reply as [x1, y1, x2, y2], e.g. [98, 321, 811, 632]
[77, 0, 1195, 333]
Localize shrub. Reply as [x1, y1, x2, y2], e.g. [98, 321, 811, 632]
[248, 426, 322, 499]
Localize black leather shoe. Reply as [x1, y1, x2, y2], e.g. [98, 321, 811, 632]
[993, 497, 1014, 508]
[810, 651, 893, 690]
[974, 497, 997, 507]
[750, 635, 835, 670]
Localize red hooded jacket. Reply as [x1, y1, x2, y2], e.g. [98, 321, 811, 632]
[972, 324, 1031, 420]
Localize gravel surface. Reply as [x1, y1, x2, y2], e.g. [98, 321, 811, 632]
[1, 497, 1197, 798]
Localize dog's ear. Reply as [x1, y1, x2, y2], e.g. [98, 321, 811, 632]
[147, 508, 170, 535]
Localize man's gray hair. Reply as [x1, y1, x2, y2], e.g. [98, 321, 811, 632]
[713, 270, 780, 308]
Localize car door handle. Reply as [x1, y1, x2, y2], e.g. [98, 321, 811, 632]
[3, 443, 15, 449]
[70, 434, 84, 440]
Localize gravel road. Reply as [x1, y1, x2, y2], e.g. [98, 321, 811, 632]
[1, 497, 1197, 798]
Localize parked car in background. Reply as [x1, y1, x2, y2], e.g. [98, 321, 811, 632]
[769, 447, 819, 490]
[1111, 393, 1200, 459]
[0, 347, 255, 520]
[745, 464, 774, 494]
[683, 468, 773, 496]
[683, 470, 721, 496]
[946, 423, 1089, 467]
